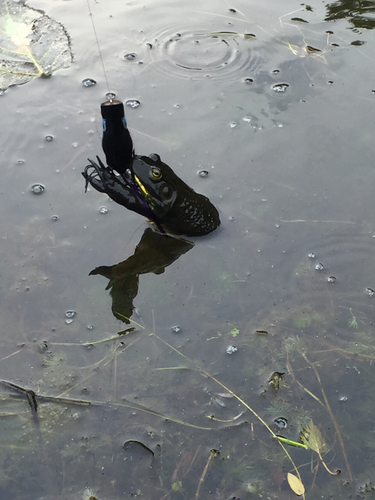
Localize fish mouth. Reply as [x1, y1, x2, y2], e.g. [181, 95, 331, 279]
[124, 168, 154, 211]
[124, 166, 166, 234]
[134, 174, 154, 207]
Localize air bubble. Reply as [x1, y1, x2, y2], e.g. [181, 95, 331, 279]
[45, 135, 54, 142]
[126, 99, 141, 108]
[99, 206, 109, 214]
[31, 184, 45, 195]
[339, 395, 348, 402]
[272, 83, 289, 93]
[171, 325, 181, 333]
[229, 122, 237, 128]
[308, 252, 315, 259]
[124, 52, 137, 60]
[226, 345, 237, 355]
[315, 263, 324, 271]
[274, 417, 288, 429]
[366, 287, 374, 297]
[51, 215, 59, 221]
[327, 275, 336, 283]
[244, 77, 253, 84]
[105, 92, 116, 101]
[17, 159, 25, 165]
[198, 170, 209, 178]
[44, 65, 52, 76]
[82, 78, 97, 87]
[65, 310, 76, 319]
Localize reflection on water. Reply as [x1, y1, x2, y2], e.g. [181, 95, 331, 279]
[0, 0, 375, 498]
[90, 228, 193, 323]
[325, 0, 375, 30]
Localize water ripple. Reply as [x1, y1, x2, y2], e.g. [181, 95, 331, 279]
[141, 26, 266, 82]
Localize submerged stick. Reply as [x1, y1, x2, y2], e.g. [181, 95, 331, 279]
[195, 449, 219, 499]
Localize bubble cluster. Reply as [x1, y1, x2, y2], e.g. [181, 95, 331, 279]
[65, 310, 76, 325]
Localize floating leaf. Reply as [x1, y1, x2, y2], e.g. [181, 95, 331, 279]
[300, 420, 325, 454]
[268, 371, 285, 390]
[0, 0, 72, 91]
[305, 45, 322, 54]
[230, 327, 240, 337]
[301, 420, 339, 475]
[172, 481, 183, 491]
[291, 17, 308, 23]
[210, 31, 256, 38]
[287, 472, 305, 496]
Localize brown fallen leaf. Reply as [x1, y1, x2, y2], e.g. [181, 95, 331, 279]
[287, 472, 305, 496]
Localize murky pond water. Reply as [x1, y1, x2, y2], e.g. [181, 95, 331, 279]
[1, 0, 375, 498]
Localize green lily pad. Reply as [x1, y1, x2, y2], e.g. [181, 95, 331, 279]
[0, 0, 72, 91]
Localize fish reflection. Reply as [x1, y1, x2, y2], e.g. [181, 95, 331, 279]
[90, 228, 193, 323]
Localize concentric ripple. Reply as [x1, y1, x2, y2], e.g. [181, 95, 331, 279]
[143, 27, 265, 81]
[288, 225, 375, 317]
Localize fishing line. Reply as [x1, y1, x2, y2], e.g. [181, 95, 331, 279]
[86, 0, 112, 97]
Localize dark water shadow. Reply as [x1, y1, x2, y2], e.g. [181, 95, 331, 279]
[89, 227, 194, 324]
[325, 0, 375, 30]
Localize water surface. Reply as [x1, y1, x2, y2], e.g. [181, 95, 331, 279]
[1, 0, 375, 498]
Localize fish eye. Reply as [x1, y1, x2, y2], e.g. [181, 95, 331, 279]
[150, 167, 162, 180]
